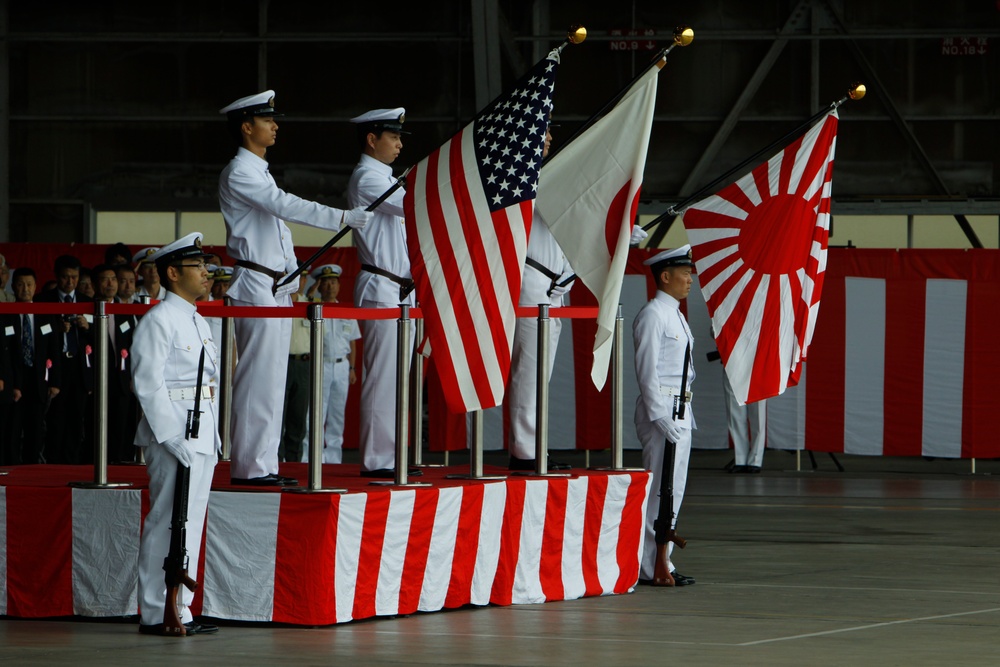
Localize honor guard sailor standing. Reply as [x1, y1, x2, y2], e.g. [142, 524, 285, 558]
[348, 108, 416, 478]
[133, 233, 220, 636]
[633, 245, 697, 587]
[218, 90, 372, 486]
[506, 124, 574, 471]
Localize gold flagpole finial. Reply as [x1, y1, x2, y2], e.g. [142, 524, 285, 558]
[848, 82, 866, 100]
[673, 25, 695, 47]
[567, 25, 587, 44]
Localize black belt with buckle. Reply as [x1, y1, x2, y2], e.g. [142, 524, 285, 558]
[236, 260, 287, 295]
[360, 263, 415, 302]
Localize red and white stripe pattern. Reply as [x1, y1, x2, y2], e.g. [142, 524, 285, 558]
[405, 51, 560, 413]
[765, 249, 1000, 459]
[0, 472, 650, 622]
[683, 110, 839, 405]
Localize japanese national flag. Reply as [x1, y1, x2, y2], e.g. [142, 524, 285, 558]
[534, 62, 661, 389]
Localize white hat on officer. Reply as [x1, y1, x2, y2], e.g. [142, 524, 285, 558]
[148, 232, 211, 267]
[643, 244, 695, 272]
[310, 264, 343, 281]
[133, 247, 159, 266]
[350, 108, 408, 134]
[212, 266, 233, 282]
[219, 90, 283, 119]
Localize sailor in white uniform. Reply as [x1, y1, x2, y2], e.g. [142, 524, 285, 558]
[133, 247, 167, 301]
[310, 264, 360, 463]
[633, 245, 697, 587]
[217, 90, 371, 486]
[132, 232, 220, 636]
[347, 107, 416, 477]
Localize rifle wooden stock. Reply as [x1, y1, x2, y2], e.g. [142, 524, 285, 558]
[652, 435, 686, 586]
[163, 463, 197, 637]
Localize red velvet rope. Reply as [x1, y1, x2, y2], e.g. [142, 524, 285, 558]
[0, 302, 600, 321]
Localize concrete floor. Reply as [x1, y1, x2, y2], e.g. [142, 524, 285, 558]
[2, 448, 999, 666]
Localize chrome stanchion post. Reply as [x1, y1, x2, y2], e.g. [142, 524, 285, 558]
[446, 409, 506, 480]
[612, 304, 624, 468]
[219, 296, 235, 461]
[535, 304, 550, 475]
[411, 317, 444, 469]
[136, 295, 152, 466]
[411, 317, 423, 465]
[514, 304, 570, 478]
[593, 305, 642, 471]
[70, 301, 130, 489]
[287, 303, 345, 494]
[396, 304, 411, 485]
[372, 304, 429, 487]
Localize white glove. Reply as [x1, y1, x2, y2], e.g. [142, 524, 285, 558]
[548, 281, 571, 299]
[654, 417, 683, 444]
[161, 434, 192, 468]
[343, 207, 373, 230]
[629, 226, 648, 246]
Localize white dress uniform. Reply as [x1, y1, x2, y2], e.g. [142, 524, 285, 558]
[349, 151, 414, 473]
[506, 211, 574, 460]
[218, 145, 352, 480]
[137, 284, 167, 301]
[132, 287, 220, 628]
[724, 369, 767, 468]
[321, 309, 361, 463]
[633, 290, 696, 580]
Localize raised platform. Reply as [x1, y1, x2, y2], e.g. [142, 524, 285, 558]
[0, 462, 650, 625]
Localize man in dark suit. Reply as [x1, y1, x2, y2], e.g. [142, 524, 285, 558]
[35, 254, 92, 464]
[3, 268, 62, 465]
[91, 264, 139, 463]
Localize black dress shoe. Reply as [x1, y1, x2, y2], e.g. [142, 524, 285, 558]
[509, 455, 572, 471]
[232, 474, 296, 486]
[670, 571, 696, 586]
[745, 466, 762, 474]
[359, 467, 423, 479]
[184, 621, 219, 635]
[729, 465, 749, 474]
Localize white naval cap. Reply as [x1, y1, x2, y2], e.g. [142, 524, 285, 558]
[643, 244, 695, 271]
[148, 233, 211, 267]
[133, 247, 160, 265]
[219, 90, 284, 118]
[212, 266, 233, 282]
[350, 107, 409, 134]
[310, 264, 343, 280]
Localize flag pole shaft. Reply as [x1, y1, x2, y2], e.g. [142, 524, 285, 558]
[276, 167, 412, 289]
[544, 46, 675, 166]
[643, 95, 849, 232]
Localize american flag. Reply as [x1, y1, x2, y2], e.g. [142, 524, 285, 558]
[405, 49, 560, 413]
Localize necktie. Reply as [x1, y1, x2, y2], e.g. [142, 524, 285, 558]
[22, 313, 34, 367]
[64, 294, 78, 355]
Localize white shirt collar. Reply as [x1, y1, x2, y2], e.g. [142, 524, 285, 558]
[654, 290, 681, 310]
[163, 290, 197, 316]
[235, 146, 269, 171]
[358, 153, 394, 177]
